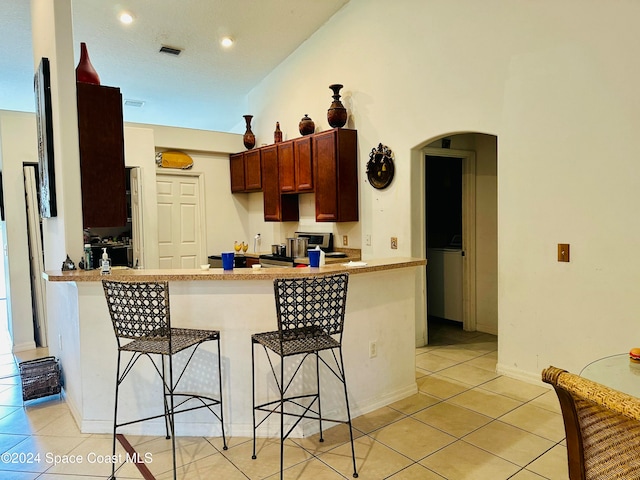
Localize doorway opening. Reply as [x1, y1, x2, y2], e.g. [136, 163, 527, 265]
[426, 155, 464, 326]
[411, 133, 497, 347]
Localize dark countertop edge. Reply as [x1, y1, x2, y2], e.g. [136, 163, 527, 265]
[43, 257, 426, 283]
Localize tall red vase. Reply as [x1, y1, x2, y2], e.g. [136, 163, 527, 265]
[75, 42, 101, 85]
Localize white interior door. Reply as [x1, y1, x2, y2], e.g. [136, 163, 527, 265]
[24, 166, 47, 347]
[156, 172, 206, 269]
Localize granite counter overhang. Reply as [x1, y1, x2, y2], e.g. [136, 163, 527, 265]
[43, 257, 426, 282]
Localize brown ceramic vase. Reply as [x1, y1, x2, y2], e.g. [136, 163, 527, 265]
[327, 84, 347, 128]
[243, 115, 256, 149]
[298, 114, 315, 135]
[274, 122, 283, 143]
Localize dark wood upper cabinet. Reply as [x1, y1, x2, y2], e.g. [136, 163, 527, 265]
[262, 145, 299, 222]
[313, 128, 358, 222]
[277, 140, 296, 193]
[244, 149, 262, 191]
[294, 136, 313, 192]
[229, 152, 246, 192]
[76, 82, 127, 228]
[230, 149, 261, 192]
[229, 128, 356, 222]
[278, 136, 313, 194]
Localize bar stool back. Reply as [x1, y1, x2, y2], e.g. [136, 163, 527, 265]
[251, 272, 358, 478]
[102, 279, 227, 480]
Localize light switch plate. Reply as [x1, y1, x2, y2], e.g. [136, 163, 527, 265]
[391, 237, 398, 249]
[558, 243, 570, 262]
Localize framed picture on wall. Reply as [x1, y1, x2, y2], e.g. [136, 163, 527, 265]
[34, 57, 57, 217]
[0, 171, 4, 221]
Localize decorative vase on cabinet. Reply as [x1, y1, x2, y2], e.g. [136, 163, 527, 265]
[274, 122, 282, 143]
[327, 84, 347, 128]
[299, 114, 315, 135]
[243, 115, 256, 150]
[75, 42, 101, 85]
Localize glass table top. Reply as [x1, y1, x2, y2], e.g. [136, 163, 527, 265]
[581, 353, 640, 397]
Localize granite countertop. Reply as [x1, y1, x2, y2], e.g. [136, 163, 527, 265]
[43, 257, 426, 282]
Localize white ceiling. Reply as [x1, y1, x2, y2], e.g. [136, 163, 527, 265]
[0, 0, 349, 132]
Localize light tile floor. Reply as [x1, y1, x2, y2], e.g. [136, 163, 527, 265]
[0, 317, 570, 479]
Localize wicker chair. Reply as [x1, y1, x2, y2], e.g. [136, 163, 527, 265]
[251, 273, 358, 479]
[542, 366, 640, 479]
[102, 280, 227, 480]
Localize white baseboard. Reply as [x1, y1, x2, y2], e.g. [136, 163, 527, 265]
[496, 362, 551, 388]
[12, 341, 37, 353]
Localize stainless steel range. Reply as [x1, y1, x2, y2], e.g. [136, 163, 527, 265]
[294, 231, 333, 251]
[259, 232, 334, 268]
[258, 254, 295, 268]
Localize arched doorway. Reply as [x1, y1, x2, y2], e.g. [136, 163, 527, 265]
[411, 132, 498, 346]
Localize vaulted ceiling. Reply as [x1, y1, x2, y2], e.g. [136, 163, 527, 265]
[0, 0, 349, 132]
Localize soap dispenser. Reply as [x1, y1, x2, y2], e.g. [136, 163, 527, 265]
[100, 247, 111, 275]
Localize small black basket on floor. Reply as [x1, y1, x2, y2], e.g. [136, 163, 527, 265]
[18, 356, 62, 402]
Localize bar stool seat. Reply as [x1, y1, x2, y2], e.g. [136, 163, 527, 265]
[119, 328, 217, 354]
[251, 326, 341, 356]
[251, 273, 358, 479]
[102, 279, 227, 480]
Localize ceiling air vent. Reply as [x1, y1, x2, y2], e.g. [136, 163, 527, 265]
[124, 99, 145, 108]
[159, 45, 182, 56]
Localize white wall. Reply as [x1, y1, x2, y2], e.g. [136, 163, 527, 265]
[0, 111, 37, 351]
[245, 0, 640, 381]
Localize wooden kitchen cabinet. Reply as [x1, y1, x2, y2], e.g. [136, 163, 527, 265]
[278, 136, 313, 194]
[76, 82, 127, 227]
[230, 149, 261, 192]
[313, 128, 358, 222]
[229, 153, 245, 192]
[262, 145, 299, 222]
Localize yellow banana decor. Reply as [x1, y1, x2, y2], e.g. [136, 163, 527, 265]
[155, 151, 194, 169]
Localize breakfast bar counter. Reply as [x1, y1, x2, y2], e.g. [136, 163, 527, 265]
[43, 257, 426, 438]
[43, 257, 422, 282]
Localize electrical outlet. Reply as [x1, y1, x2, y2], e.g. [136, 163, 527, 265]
[391, 237, 398, 249]
[343, 235, 348, 246]
[369, 341, 378, 358]
[365, 234, 372, 246]
[58, 334, 63, 350]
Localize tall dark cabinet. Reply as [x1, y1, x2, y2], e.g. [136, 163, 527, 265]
[313, 128, 358, 222]
[76, 82, 127, 227]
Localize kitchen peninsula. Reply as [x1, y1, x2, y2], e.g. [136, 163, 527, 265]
[43, 258, 425, 437]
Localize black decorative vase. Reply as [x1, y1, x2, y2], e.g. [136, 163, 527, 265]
[327, 84, 347, 128]
[298, 114, 315, 135]
[243, 115, 256, 149]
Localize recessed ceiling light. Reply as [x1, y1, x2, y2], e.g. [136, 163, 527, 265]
[220, 37, 234, 48]
[119, 12, 134, 24]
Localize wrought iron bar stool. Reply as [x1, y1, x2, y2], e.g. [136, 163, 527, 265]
[251, 273, 358, 478]
[102, 279, 227, 480]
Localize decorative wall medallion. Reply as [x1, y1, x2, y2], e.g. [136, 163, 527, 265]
[366, 143, 394, 189]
